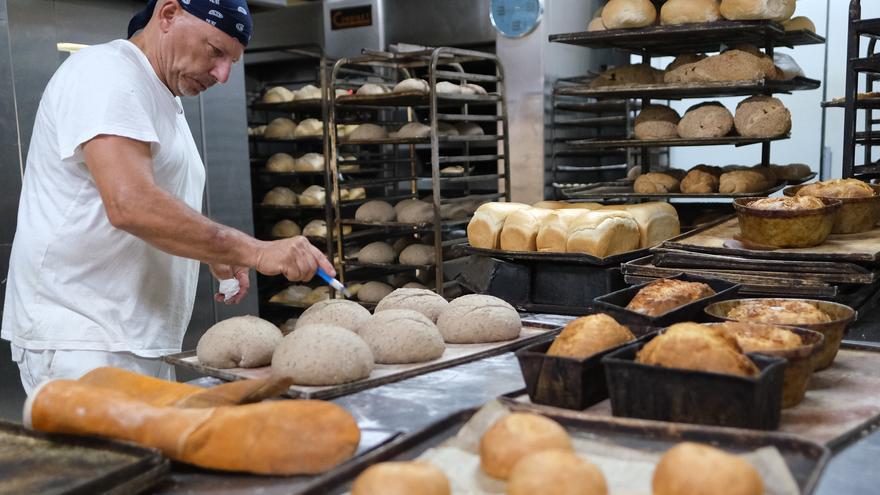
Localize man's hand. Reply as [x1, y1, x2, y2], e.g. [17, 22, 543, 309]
[209, 264, 250, 304]
[255, 236, 336, 282]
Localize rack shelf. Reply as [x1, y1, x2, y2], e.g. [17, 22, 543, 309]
[555, 77, 821, 101]
[564, 134, 790, 150]
[335, 92, 500, 108]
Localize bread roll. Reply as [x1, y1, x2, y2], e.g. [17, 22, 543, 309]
[681, 168, 720, 193]
[467, 202, 530, 249]
[480, 413, 573, 480]
[262, 187, 297, 206]
[436, 294, 521, 344]
[357, 281, 393, 303]
[784, 16, 816, 32]
[661, 0, 721, 25]
[358, 242, 396, 264]
[566, 210, 640, 257]
[271, 219, 301, 238]
[435, 81, 461, 94]
[634, 105, 681, 140]
[293, 84, 321, 100]
[634, 172, 681, 193]
[720, 0, 795, 21]
[355, 200, 396, 222]
[352, 461, 450, 495]
[548, 314, 635, 360]
[393, 78, 430, 94]
[500, 207, 555, 252]
[348, 123, 388, 141]
[590, 64, 665, 88]
[271, 325, 374, 386]
[397, 201, 435, 224]
[678, 102, 734, 139]
[298, 185, 326, 206]
[294, 153, 324, 172]
[197, 316, 283, 369]
[263, 86, 294, 103]
[653, 442, 764, 495]
[399, 244, 435, 266]
[508, 450, 608, 495]
[357, 310, 445, 364]
[264, 118, 297, 139]
[536, 209, 585, 252]
[636, 323, 760, 377]
[734, 95, 792, 138]
[719, 169, 770, 193]
[294, 118, 323, 138]
[393, 122, 431, 139]
[602, 202, 680, 248]
[295, 299, 372, 333]
[602, 0, 658, 29]
[356, 83, 389, 95]
[375, 288, 448, 322]
[665, 53, 706, 72]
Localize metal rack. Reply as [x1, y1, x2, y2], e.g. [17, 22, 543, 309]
[327, 47, 511, 298]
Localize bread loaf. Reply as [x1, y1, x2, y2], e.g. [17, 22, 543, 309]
[355, 200, 396, 222]
[455, 122, 484, 136]
[590, 64, 665, 88]
[467, 202, 530, 249]
[771, 163, 812, 181]
[681, 168, 720, 193]
[536, 209, 585, 252]
[294, 118, 323, 138]
[719, 169, 772, 193]
[397, 201, 435, 224]
[634, 172, 681, 193]
[678, 102, 734, 139]
[500, 207, 555, 252]
[197, 316, 283, 369]
[356, 83, 389, 95]
[435, 81, 461, 94]
[264, 118, 297, 139]
[262, 187, 297, 206]
[602, 202, 681, 248]
[298, 185, 326, 206]
[661, 0, 721, 25]
[352, 462, 450, 495]
[734, 95, 791, 138]
[357, 281, 393, 303]
[653, 442, 764, 495]
[797, 178, 875, 198]
[263, 86, 294, 103]
[665, 48, 780, 83]
[392, 122, 431, 139]
[265, 152, 295, 172]
[271, 219, 301, 238]
[726, 299, 832, 325]
[665, 53, 705, 72]
[587, 7, 606, 31]
[626, 279, 716, 316]
[480, 413, 573, 480]
[566, 210, 641, 257]
[347, 123, 388, 141]
[357, 310, 445, 364]
[399, 244, 435, 266]
[293, 84, 321, 100]
[720, 0, 795, 21]
[294, 152, 324, 172]
[784, 16, 816, 32]
[508, 450, 608, 495]
[748, 196, 824, 211]
[634, 105, 681, 140]
[272, 324, 374, 386]
[461, 83, 488, 95]
[602, 0, 658, 29]
[393, 78, 430, 94]
[548, 314, 635, 360]
[358, 242, 396, 264]
[436, 294, 521, 344]
[375, 288, 448, 322]
[636, 322, 760, 377]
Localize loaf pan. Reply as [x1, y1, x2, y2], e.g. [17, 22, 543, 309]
[784, 184, 880, 234]
[515, 325, 658, 410]
[602, 337, 786, 430]
[593, 273, 740, 327]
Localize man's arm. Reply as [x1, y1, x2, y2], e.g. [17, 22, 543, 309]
[82, 134, 334, 281]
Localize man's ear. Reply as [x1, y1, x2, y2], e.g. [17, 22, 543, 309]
[156, 0, 182, 33]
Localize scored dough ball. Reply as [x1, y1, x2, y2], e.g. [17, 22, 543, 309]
[375, 288, 449, 322]
[661, 0, 721, 25]
[271, 219, 301, 238]
[294, 152, 324, 172]
[508, 450, 608, 495]
[399, 244, 436, 266]
[271, 324, 374, 386]
[264, 118, 297, 139]
[393, 122, 431, 139]
[263, 86, 294, 103]
[356, 83, 389, 95]
[358, 242, 396, 264]
[356, 200, 396, 222]
[262, 187, 297, 206]
[294, 299, 372, 333]
[266, 152, 295, 172]
[197, 315, 283, 369]
[357, 281, 394, 303]
[678, 102, 734, 139]
[348, 123, 389, 141]
[602, 0, 658, 29]
[357, 309, 446, 364]
[294, 84, 321, 100]
[436, 294, 521, 344]
[653, 442, 764, 495]
[352, 461, 450, 495]
[480, 413, 573, 480]
[635, 105, 681, 140]
[734, 95, 792, 138]
[398, 201, 435, 224]
[393, 78, 430, 94]
[294, 118, 323, 138]
[298, 185, 326, 206]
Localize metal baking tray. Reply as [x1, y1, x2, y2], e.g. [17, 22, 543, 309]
[301, 401, 829, 495]
[0, 420, 169, 495]
[249, 98, 323, 112]
[335, 91, 500, 108]
[560, 179, 787, 200]
[556, 77, 822, 100]
[340, 134, 501, 146]
[464, 243, 651, 267]
[565, 133, 791, 149]
[164, 322, 562, 401]
[249, 135, 324, 143]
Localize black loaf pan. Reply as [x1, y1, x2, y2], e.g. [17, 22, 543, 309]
[593, 273, 740, 327]
[601, 336, 786, 430]
[515, 325, 658, 411]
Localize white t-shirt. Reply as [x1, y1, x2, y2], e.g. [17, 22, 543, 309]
[1, 39, 206, 357]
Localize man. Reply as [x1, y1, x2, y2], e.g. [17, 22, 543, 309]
[2, 0, 334, 394]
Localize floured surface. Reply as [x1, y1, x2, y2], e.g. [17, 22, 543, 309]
[415, 401, 799, 495]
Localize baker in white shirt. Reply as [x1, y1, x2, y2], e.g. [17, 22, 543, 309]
[2, 0, 334, 395]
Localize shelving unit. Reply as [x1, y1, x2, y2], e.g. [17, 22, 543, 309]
[327, 47, 511, 298]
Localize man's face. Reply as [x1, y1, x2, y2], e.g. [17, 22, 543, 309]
[160, 6, 244, 97]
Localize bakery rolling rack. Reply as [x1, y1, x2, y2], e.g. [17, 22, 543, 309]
[327, 47, 511, 299]
[548, 17, 825, 202]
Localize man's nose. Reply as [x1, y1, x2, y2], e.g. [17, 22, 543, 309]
[210, 59, 232, 85]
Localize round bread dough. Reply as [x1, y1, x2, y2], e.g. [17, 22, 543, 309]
[356, 83, 390, 95]
[357, 309, 446, 364]
[393, 78, 430, 94]
[461, 83, 487, 95]
[678, 102, 734, 139]
[720, 0, 795, 22]
[455, 122, 484, 136]
[197, 315, 283, 369]
[734, 95, 792, 138]
[393, 122, 431, 138]
[262, 187, 297, 206]
[661, 0, 721, 25]
[395, 199, 425, 216]
[602, 0, 658, 29]
[271, 324, 374, 386]
[352, 461, 450, 495]
[294, 118, 323, 138]
[375, 288, 449, 322]
[398, 201, 435, 224]
[298, 185, 326, 206]
[348, 123, 389, 141]
[271, 219, 301, 238]
[358, 242, 397, 264]
[437, 122, 459, 136]
[264, 118, 297, 139]
[635, 105, 681, 140]
[294, 84, 321, 100]
[294, 153, 324, 172]
[436, 294, 521, 344]
[480, 413, 573, 480]
[653, 442, 763, 495]
[355, 200, 396, 222]
[399, 244, 435, 266]
[266, 152, 295, 172]
[508, 450, 608, 495]
[403, 282, 428, 290]
[263, 86, 294, 103]
[270, 285, 312, 305]
[303, 219, 327, 238]
[357, 281, 394, 303]
[435, 81, 461, 94]
[295, 299, 372, 333]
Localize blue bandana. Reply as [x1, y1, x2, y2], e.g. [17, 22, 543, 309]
[128, 0, 253, 47]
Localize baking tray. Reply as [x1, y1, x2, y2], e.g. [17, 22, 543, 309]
[564, 133, 790, 149]
[335, 91, 500, 107]
[593, 273, 741, 327]
[556, 77, 822, 100]
[560, 179, 786, 200]
[302, 400, 829, 495]
[164, 322, 561, 400]
[249, 98, 323, 112]
[0, 420, 169, 495]
[340, 134, 501, 146]
[464, 243, 651, 267]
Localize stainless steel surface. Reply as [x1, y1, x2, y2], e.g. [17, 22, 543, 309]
[248, 2, 324, 52]
[384, 0, 495, 48]
[323, 0, 385, 58]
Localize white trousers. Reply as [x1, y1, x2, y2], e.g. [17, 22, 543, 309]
[11, 344, 175, 396]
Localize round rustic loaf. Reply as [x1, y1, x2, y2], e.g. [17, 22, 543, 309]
[264, 118, 297, 139]
[734, 95, 792, 138]
[358, 242, 397, 264]
[393, 122, 431, 138]
[297, 185, 326, 206]
[357, 281, 394, 303]
[263, 86, 294, 103]
[784, 16, 816, 32]
[266, 152, 295, 172]
[356, 83, 389, 95]
[352, 461, 450, 495]
[436, 294, 521, 343]
[271, 324, 374, 385]
[634, 172, 681, 194]
[399, 244, 436, 266]
[293, 84, 321, 100]
[393, 78, 430, 94]
[435, 81, 461, 94]
[653, 442, 764, 495]
[394, 199, 425, 216]
[357, 309, 445, 364]
[348, 123, 388, 141]
[678, 102, 734, 139]
[375, 288, 448, 322]
[665, 53, 705, 72]
[303, 220, 327, 238]
[720, 0, 795, 22]
[295, 299, 372, 333]
[271, 219, 301, 238]
[397, 201, 435, 224]
[480, 413, 573, 480]
[587, 6, 606, 31]
[681, 169, 720, 194]
[355, 200, 396, 222]
[294, 153, 324, 172]
[661, 0, 721, 25]
[507, 450, 608, 495]
[634, 105, 681, 140]
[602, 0, 657, 29]
[197, 315, 283, 369]
[262, 187, 297, 206]
[294, 118, 323, 138]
